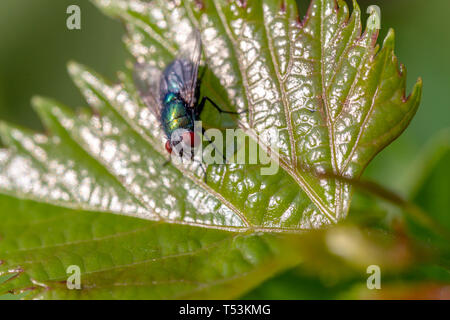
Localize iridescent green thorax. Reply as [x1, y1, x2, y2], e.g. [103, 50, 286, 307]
[161, 93, 194, 138]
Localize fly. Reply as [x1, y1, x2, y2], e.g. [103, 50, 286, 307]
[133, 29, 243, 180]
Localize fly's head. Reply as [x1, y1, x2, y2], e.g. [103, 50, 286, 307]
[165, 130, 200, 158]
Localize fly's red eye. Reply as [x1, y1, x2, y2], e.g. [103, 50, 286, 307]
[188, 132, 196, 147]
[165, 140, 172, 154]
[181, 131, 199, 148]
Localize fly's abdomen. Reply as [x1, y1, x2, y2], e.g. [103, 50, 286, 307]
[161, 94, 194, 138]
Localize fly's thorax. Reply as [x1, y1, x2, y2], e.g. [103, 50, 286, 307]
[162, 92, 178, 105]
[161, 92, 194, 138]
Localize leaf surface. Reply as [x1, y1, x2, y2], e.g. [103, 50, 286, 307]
[0, 0, 421, 299]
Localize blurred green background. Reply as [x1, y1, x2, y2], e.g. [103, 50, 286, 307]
[0, 0, 127, 131]
[0, 0, 448, 299]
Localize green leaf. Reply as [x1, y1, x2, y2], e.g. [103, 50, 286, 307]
[406, 129, 450, 251]
[0, 194, 300, 299]
[0, 0, 421, 299]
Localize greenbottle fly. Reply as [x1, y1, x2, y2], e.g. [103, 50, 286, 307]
[133, 29, 241, 173]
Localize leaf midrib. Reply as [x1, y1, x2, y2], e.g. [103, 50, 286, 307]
[208, 0, 337, 223]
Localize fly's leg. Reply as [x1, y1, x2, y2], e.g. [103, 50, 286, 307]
[202, 127, 228, 164]
[194, 67, 207, 105]
[163, 149, 207, 182]
[198, 128, 231, 184]
[198, 96, 247, 115]
[179, 127, 227, 184]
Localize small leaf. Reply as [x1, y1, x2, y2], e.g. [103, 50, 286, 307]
[0, 0, 421, 299]
[406, 129, 450, 250]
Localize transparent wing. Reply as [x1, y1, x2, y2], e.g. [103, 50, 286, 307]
[160, 29, 202, 108]
[179, 28, 202, 105]
[133, 62, 163, 118]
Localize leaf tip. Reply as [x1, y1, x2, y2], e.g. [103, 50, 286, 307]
[67, 60, 84, 78]
[31, 96, 67, 125]
[383, 28, 396, 49]
[351, 0, 360, 14]
[31, 95, 46, 109]
[0, 121, 24, 146]
[31, 95, 51, 112]
[410, 77, 423, 102]
[402, 76, 423, 107]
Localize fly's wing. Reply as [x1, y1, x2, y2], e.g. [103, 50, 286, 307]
[160, 29, 202, 108]
[179, 29, 202, 106]
[133, 62, 163, 118]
